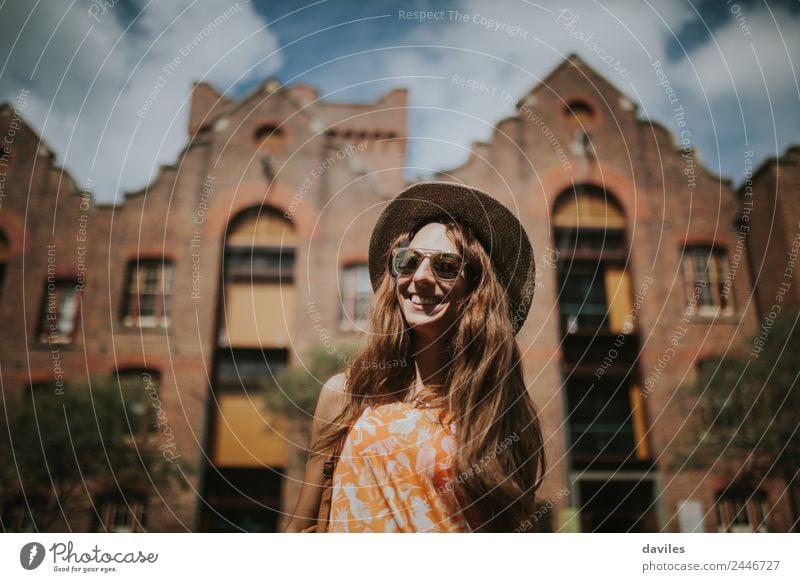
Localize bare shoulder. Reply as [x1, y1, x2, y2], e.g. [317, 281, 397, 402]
[313, 372, 349, 425]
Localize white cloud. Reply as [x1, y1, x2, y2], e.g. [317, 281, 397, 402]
[301, 0, 798, 184]
[0, 0, 281, 203]
[2, 0, 797, 201]
[300, 0, 711, 177]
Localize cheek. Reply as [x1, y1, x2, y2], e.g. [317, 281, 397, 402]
[396, 279, 408, 301]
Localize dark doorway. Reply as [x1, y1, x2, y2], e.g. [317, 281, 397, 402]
[578, 478, 658, 532]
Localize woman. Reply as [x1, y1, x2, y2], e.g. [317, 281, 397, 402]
[284, 181, 546, 532]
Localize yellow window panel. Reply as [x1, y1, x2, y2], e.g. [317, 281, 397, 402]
[604, 267, 633, 333]
[224, 283, 295, 348]
[628, 384, 651, 461]
[213, 393, 288, 467]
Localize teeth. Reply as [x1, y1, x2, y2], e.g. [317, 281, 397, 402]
[411, 294, 440, 306]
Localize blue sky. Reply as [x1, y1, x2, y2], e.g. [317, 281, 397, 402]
[1, 0, 799, 203]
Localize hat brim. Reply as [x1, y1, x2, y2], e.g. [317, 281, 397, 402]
[368, 181, 535, 335]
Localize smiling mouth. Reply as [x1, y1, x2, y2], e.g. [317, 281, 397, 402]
[408, 294, 442, 307]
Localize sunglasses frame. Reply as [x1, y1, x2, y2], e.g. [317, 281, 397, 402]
[390, 247, 465, 282]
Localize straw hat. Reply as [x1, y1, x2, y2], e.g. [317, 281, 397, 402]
[368, 181, 536, 335]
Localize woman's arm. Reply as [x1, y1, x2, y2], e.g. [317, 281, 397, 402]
[282, 372, 348, 532]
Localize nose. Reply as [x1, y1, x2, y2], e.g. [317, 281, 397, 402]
[412, 256, 436, 285]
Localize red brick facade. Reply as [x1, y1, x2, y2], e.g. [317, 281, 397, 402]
[0, 55, 796, 532]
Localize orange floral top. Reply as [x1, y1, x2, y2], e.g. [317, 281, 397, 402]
[327, 401, 471, 532]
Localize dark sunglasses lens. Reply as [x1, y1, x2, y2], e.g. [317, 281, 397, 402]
[433, 254, 461, 279]
[394, 249, 421, 274]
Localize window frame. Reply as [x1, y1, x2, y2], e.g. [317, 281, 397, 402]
[564, 375, 638, 463]
[339, 263, 372, 329]
[554, 226, 627, 261]
[214, 348, 289, 394]
[714, 490, 769, 532]
[93, 494, 146, 533]
[681, 246, 733, 317]
[1, 495, 45, 532]
[224, 245, 295, 284]
[252, 123, 285, 155]
[36, 278, 80, 344]
[121, 258, 174, 328]
[557, 260, 611, 334]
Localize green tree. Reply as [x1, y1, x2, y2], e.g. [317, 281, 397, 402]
[263, 343, 357, 421]
[0, 375, 191, 532]
[674, 310, 800, 531]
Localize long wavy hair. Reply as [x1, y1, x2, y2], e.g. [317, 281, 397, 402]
[314, 218, 546, 532]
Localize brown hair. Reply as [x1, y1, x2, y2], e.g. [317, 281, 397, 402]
[314, 219, 546, 532]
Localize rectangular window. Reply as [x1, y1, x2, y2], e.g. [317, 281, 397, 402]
[682, 246, 732, 316]
[94, 495, 145, 533]
[1, 496, 45, 532]
[122, 259, 173, 327]
[715, 490, 768, 532]
[37, 279, 79, 343]
[566, 376, 637, 464]
[340, 264, 372, 327]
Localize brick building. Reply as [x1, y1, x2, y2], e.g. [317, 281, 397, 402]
[741, 146, 800, 319]
[0, 54, 796, 533]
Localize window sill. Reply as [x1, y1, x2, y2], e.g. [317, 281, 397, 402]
[117, 322, 171, 334]
[685, 309, 740, 324]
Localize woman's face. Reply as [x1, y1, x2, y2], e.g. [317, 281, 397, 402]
[396, 222, 468, 339]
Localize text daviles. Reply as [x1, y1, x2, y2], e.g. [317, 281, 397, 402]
[643, 543, 685, 554]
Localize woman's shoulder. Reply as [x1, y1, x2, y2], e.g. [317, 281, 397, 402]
[314, 372, 349, 424]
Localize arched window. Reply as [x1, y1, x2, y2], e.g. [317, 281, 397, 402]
[253, 123, 284, 155]
[552, 185, 628, 333]
[221, 206, 296, 348]
[564, 100, 596, 157]
[205, 206, 295, 531]
[564, 99, 595, 127]
[551, 185, 652, 510]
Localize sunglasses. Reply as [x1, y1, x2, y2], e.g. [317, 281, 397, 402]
[391, 247, 464, 281]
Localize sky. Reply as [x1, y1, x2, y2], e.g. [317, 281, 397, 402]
[1, 0, 798, 204]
